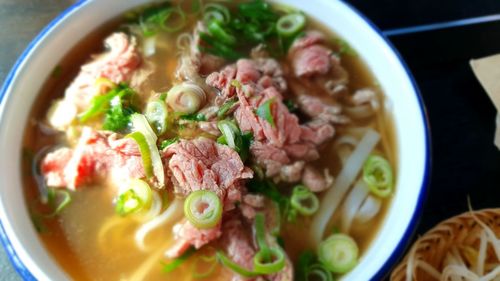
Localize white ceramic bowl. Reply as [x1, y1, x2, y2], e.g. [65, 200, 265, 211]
[0, 0, 430, 280]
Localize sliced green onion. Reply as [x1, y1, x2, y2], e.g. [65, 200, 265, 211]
[184, 190, 222, 229]
[192, 254, 217, 279]
[45, 188, 72, 217]
[126, 131, 153, 178]
[203, 3, 231, 24]
[160, 8, 187, 32]
[318, 233, 359, 274]
[131, 113, 165, 187]
[162, 247, 196, 273]
[216, 251, 260, 278]
[217, 120, 240, 151]
[115, 179, 152, 216]
[256, 98, 275, 127]
[307, 264, 334, 281]
[253, 247, 286, 274]
[145, 100, 168, 136]
[207, 20, 236, 45]
[277, 13, 306, 37]
[362, 154, 393, 198]
[160, 137, 179, 150]
[290, 185, 319, 216]
[217, 100, 237, 119]
[254, 213, 269, 253]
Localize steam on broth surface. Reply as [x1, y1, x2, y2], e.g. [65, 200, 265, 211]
[22, 1, 396, 280]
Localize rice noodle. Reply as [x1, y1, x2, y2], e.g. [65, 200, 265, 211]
[176, 32, 192, 51]
[142, 191, 162, 220]
[477, 231, 488, 276]
[340, 179, 369, 233]
[354, 195, 382, 224]
[344, 104, 374, 119]
[127, 242, 171, 281]
[135, 199, 184, 251]
[442, 265, 479, 280]
[310, 129, 380, 246]
[143, 36, 156, 57]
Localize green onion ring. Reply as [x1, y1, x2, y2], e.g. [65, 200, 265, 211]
[362, 154, 394, 198]
[253, 247, 286, 275]
[160, 7, 187, 32]
[277, 13, 306, 37]
[318, 233, 359, 274]
[126, 131, 153, 178]
[184, 190, 222, 229]
[216, 251, 260, 278]
[290, 185, 319, 216]
[192, 254, 218, 279]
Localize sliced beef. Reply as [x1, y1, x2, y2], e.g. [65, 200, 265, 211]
[41, 127, 145, 190]
[297, 90, 349, 125]
[165, 220, 222, 258]
[302, 165, 332, 193]
[352, 88, 377, 106]
[164, 138, 253, 206]
[288, 31, 349, 96]
[65, 32, 141, 111]
[206, 57, 286, 105]
[221, 216, 257, 281]
[300, 120, 335, 145]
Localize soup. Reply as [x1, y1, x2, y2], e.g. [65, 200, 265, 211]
[22, 1, 396, 280]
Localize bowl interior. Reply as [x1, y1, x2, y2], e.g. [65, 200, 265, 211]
[0, 0, 428, 280]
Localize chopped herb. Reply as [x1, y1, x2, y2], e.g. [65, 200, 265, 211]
[179, 113, 206, 122]
[79, 83, 136, 123]
[30, 212, 48, 234]
[51, 65, 62, 78]
[230, 80, 241, 89]
[160, 137, 179, 150]
[256, 98, 275, 127]
[45, 188, 72, 218]
[217, 99, 237, 119]
[162, 247, 196, 273]
[159, 92, 168, 101]
[337, 38, 357, 57]
[239, 131, 253, 162]
[283, 99, 298, 112]
[331, 226, 341, 234]
[103, 95, 136, 132]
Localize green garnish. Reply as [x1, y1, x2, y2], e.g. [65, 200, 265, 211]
[79, 83, 136, 132]
[318, 233, 359, 274]
[114, 179, 152, 217]
[217, 99, 237, 119]
[184, 190, 222, 229]
[256, 98, 275, 127]
[290, 185, 319, 216]
[179, 113, 206, 122]
[145, 100, 169, 135]
[139, 3, 187, 36]
[337, 38, 357, 57]
[160, 137, 180, 150]
[126, 131, 153, 178]
[51, 65, 62, 78]
[363, 155, 394, 198]
[162, 247, 196, 273]
[216, 251, 260, 278]
[283, 99, 298, 112]
[45, 188, 72, 217]
[276, 13, 306, 37]
[295, 251, 334, 281]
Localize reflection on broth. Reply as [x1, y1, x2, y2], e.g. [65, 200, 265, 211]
[22, 1, 396, 280]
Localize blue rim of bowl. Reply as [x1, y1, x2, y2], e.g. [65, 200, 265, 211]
[337, 1, 432, 280]
[0, 0, 431, 280]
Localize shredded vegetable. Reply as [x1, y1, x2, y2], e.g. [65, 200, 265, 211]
[184, 190, 222, 229]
